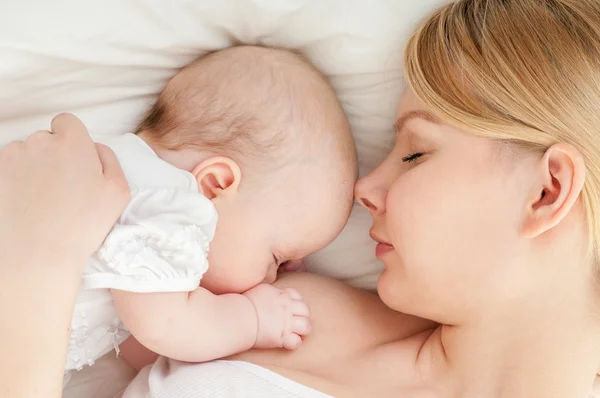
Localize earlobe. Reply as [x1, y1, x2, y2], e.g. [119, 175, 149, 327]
[522, 143, 585, 238]
[191, 157, 241, 200]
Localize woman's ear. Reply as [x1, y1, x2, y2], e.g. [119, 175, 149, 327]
[191, 157, 241, 200]
[522, 143, 585, 238]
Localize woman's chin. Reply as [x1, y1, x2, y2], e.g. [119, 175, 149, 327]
[376, 267, 423, 315]
[377, 267, 406, 312]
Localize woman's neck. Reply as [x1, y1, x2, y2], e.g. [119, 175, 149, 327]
[422, 277, 600, 398]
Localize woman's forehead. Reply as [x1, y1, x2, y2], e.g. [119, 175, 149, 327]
[396, 89, 425, 116]
[394, 89, 485, 145]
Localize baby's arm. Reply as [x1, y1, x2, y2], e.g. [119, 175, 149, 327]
[112, 284, 310, 363]
[113, 288, 255, 361]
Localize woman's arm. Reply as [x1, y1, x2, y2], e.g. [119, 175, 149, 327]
[118, 272, 435, 377]
[0, 253, 86, 397]
[0, 114, 129, 398]
[230, 272, 437, 372]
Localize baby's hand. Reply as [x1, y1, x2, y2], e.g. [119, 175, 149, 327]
[243, 284, 311, 350]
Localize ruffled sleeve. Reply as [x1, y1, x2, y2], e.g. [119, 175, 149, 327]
[82, 188, 218, 293]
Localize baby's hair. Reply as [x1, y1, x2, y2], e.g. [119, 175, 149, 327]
[135, 45, 354, 174]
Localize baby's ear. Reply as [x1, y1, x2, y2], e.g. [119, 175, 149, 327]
[521, 143, 585, 238]
[192, 157, 241, 200]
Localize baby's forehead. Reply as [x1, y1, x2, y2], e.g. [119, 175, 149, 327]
[273, 160, 354, 216]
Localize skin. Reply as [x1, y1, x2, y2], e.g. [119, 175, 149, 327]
[193, 155, 353, 295]
[127, 90, 600, 398]
[113, 105, 355, 363]
[140, 45, 355, 297]
[0, 114, 129, 398]
[135, 44, 355, 295]
[355, 90, 600, 397]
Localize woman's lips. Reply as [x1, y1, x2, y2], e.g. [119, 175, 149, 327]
[375, 242, 394, 258]
[370, 231, 394, 258]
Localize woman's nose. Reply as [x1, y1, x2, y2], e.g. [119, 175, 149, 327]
[355, 174, 386, 216]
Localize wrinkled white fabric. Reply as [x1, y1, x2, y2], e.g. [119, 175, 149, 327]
[0, 0, 449, 295]
[123, 358, 333, 398]
[65, 134, 218, 372]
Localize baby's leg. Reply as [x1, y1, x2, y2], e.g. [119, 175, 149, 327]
[119, 337, 159, 372]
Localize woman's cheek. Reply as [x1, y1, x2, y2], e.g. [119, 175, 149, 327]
[386, 172, 425, 254]
[385, 167, 449, 279]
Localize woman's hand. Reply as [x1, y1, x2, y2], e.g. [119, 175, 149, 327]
[0, 113, 129, 266]
[0, 113, 129, 398]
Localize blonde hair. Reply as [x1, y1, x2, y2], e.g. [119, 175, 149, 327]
[404, 0, 600, 263]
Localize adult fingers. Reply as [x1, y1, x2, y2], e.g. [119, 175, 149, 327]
[50, 113, 89, 141]
[24, 130, 53, 147]
[95, 143, 128, 189]
[28, 130, 52, 138]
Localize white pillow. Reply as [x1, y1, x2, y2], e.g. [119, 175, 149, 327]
[0, 0, 448, 290]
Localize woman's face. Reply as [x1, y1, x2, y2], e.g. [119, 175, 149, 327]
[355, 90, 534, 323]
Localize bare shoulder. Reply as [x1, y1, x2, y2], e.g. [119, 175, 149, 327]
[232, 272, 436, 369]
[230, 273, 440, 397]
[276, 272, 436, 342]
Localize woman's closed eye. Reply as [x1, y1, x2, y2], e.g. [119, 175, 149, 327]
[402, 152, 424, 163]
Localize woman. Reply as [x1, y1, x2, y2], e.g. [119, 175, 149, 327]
[122, 0, 600, 397]
[0, 113, 130, 398]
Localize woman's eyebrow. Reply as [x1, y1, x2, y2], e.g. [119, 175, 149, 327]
[394, 110, 440, 134]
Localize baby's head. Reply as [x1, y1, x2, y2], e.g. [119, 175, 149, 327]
[137, 45, 357, 294]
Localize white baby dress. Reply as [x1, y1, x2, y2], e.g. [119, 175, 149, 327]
[65, 133, 218, 374]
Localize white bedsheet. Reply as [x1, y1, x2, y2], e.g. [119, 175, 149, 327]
[0, 0, 448, 291]
[124, 359, 333, 398]
[63, 352, 136, 398]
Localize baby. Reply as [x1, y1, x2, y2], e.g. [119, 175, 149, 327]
[65, 46, 357, 378]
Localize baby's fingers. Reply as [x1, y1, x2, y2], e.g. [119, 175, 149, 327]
[291, 300, 310, 318]
[291, 316, 311, 336]
[284, 288, 303, 301]
[282, 333, 302, 350]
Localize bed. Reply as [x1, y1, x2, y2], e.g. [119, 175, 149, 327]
[0, 1, 448, 396]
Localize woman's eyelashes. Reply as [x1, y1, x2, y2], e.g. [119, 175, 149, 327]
[402, 152, 424, 163]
